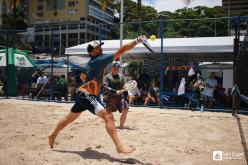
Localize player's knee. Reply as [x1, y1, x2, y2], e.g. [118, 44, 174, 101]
[122, 109, 128, 115]
[101, 111, 114, 122]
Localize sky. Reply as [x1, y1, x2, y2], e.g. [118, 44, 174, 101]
[139, 0, 223, 12]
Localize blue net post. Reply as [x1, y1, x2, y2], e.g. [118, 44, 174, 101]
[159, 19, 164, 109]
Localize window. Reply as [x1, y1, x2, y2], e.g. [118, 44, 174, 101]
[61, 25, 67, 30]
[68, 24, 78, 30]
[88, 5, 114, 23]
[37, 5, 44, 11]
[47, 0, 65, 11]
[61, 34, 66, 39]
[68, 1, 75, 7]
[68, 10, 76, 15]
[36, 13, 43, 17]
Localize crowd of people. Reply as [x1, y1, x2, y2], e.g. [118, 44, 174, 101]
[101, 63, 161, 108]
[30, 71, 67, 101]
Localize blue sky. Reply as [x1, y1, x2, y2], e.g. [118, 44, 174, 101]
[140, 0, 222, 12]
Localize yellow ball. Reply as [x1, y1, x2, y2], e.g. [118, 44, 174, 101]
[150, 35, 156, 41]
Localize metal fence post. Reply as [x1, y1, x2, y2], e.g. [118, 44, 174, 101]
[51, 27, 54, 100]
[99, 24, 102, 42]
[159, 20, 164, 109]
[5, 30, 9, 98]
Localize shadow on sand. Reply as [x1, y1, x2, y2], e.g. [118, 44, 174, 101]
[116, 126, 138, 130]
[54, 147, 152, 165]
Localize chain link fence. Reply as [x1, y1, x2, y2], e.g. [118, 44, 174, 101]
[0, 17, 247, 111]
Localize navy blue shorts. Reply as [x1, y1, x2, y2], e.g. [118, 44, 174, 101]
[71, 92, 105, 114]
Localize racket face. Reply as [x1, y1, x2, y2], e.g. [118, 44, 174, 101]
[124, 80, 137, 91]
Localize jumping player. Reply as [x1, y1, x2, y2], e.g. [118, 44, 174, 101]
[48, 36, 147, 154]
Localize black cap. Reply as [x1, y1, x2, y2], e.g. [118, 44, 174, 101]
[87, 40, 104, 53]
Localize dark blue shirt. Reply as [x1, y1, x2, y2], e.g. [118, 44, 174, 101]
[79, 54, 113, 95]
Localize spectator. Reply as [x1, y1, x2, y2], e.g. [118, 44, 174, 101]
[57, 75, 66, 86]
[56, 75, 67, 101]
[36, 72, 48, 89]
[139, 83, 149, 103]
[144, 82, 160, 106]
[31, 72, 39, 89]
[127, 84, 141, 106]
[203, 72, 218, 108]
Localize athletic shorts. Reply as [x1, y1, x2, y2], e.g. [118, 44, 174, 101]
[71, 92, 105, 115]
[106, 97, 129, 113]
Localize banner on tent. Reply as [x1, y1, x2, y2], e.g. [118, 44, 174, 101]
[0, 53, 6, 66]
[14, 53, 33, 67]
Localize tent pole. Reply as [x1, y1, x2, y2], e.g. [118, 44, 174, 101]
[66, 54, 69, 101]
[6, 31, 9, 98]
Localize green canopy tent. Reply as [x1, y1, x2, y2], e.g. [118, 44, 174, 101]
[0, 48, 36, 96]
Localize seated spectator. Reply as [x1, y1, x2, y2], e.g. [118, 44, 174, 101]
[36, 72, 48, 89]
[31, 72, 39, 89]
[139, 83, 148, 103]
[128, 85, 141, 106]
[56, 75, 67, 101]
[144, 82, 160, 106]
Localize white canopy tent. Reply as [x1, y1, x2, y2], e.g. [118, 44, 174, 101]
[65, 36, 235, 54]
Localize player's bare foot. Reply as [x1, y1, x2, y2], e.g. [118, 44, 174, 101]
[116, 145, 136, 154]
[48, 135, 55, 149]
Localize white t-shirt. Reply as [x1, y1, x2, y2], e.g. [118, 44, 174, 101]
[37, 76, 48, 85]
[203, 78, 218, 97]
[128, 87, 141, 97]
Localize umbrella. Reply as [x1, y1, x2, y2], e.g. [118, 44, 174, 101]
[0, 48, 36, 96]
[0, 48, 35, 67]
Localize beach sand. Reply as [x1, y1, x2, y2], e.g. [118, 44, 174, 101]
[0, 99, 247, 165]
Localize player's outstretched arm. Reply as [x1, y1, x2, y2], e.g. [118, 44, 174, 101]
[113, 35, 147, 61]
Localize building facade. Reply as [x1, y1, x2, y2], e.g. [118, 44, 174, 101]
[27, 0, 115, 55]
[222, 0, 248, 15]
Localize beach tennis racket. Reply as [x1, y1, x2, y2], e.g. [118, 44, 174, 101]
[141, 39, 155, 53]
[123, 80, 137, 93]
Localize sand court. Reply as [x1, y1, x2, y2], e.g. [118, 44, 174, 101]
[0, 99, 247, 165]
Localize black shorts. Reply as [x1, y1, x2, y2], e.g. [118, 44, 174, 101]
[71, 92, 105, 115]
[106, 97, 129, 113]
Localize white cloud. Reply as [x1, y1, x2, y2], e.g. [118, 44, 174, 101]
[188, 0, 222, 8]
[154, 0, 187, 12]
[135, 0, 222, 12]
[142, 0, 155, 7]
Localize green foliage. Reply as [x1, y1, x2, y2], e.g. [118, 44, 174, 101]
[113, 1, 230, 38]
[1, 4, 31, 50]
[2, 5, 27, 30]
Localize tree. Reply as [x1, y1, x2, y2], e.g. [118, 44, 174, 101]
[4, 0, 21, 16]
[2, 4, 27, 30]
[1, 3, 30, 50]
[112, 0, 228, 38]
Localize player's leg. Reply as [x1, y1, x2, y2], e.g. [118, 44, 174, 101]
[48, 111, 81, 149]
[120, 108, 128, 129]
[96, 109, 135, 153]
[157, 97, 161, 106]
[118, 97, 129, 129]
[144, 96, 151, 105]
